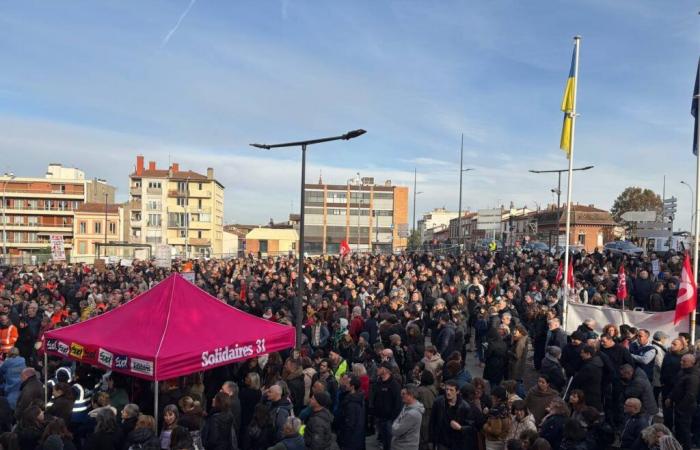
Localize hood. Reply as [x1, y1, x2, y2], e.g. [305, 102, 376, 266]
[407, 401, 425, 415]
[313, 407, 334, 422]
[530, 387, 558, 398]
[129, 427, 156, 443]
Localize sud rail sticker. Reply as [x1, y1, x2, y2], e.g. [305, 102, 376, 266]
[130, 358, 154, 377]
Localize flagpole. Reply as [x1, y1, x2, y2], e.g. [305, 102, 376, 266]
[562, 36, 581, 332]
[692, 60, 700, 344]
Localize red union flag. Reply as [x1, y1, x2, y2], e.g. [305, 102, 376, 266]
[555, 261, 563, 284]
[617, 265, 627, 301]
[675, 254, 697, 325]
[340, 240, 351, 258]
[567, 262, 574, 288]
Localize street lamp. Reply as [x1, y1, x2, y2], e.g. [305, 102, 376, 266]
[529, 165, 594, 250]
[681, 180, 695, 233]
[355, 173, 364, 252]
[184, 175, 191, 259]
[250, 129, 366, 349]
[2, 173, 15, 263]
[457, 134, 474, 250]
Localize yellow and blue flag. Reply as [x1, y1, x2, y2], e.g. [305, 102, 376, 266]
[560, 47, 577, 158]
[692, 57, 699, 156]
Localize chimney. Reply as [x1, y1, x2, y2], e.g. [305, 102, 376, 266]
[136, 155, 144, 176]
[172, 163, 179, 173]
[148, 161, 156, 171]
[207, 168, 214, 180]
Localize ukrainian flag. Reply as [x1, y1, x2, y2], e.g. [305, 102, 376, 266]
[560, 47, 577, 158]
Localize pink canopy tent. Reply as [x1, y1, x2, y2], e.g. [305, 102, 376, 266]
[43, 273, 295, 381]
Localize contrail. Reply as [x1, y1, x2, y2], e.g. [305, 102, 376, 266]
[162, 0, 197, 47]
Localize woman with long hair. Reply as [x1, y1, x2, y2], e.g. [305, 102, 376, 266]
[17, 405, 45, 450]
[159, 404, 179, 450]
[41, 418, 76, 450]
[243, 403, 274, 450]
[83, 408, 123, 450]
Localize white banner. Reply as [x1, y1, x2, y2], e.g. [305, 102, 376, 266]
[565, 302, 690, 337]
[50, 235, 66, 261]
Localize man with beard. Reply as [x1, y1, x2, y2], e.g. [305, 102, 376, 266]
[660, 337, 688, 429]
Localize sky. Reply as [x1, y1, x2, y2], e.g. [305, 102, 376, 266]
[0, 1, 698, 229]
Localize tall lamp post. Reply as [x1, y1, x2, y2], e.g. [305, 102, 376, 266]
[355, 173, 363, 252]
[2, 173, 15, 263]
[528, 165, 594, 249]
[251, 129, 366, 349]
[457, 134, 474, 249]
[184, 175, 191, 259]
[681, 180, 695, 233]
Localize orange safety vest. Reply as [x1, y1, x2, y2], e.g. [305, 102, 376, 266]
[0, 325, 18, 353]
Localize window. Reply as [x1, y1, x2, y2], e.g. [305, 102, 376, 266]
[147, 181, 161, 189]
[79, 241, 87, 254]
[197, 199, 202, 208]
[177, 181, 187, 192]
[26, 232, 38, 243]
[177, 197, 188, 207]
[197, 231, 202, 238]
[45, 200, 52, 210]
[178, 229, 187, 238]
[94, 222, 102, 234]
[259, 240, 268, 253]
[330, 209, 346, 215]
[199, 213, 211, 223]
[79, 221, 87, 233]
[578, 233, 586, 245]
[147, 200, 161, 210]
[147, 214, 161, 227]
[198, 183, 203, 190]
[28, 216, 38, 226]
[109, 222, 116, 234]
[168, 212, 187, 227]
[27, 200, 38, 209]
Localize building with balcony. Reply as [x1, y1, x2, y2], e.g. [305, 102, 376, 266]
[128, 156, 225, 257]
[0, 164, 116, 259]
[302, 176, 408, 254]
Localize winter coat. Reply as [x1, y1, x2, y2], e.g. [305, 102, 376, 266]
[507, 414, 536, 441]
[17, 423, 44, 450]
[304, 408, 336, 450]
[391, 401, 425, 450]
[47, 394, 74, 426]
[336, 391, 365, 450]
[15, 375, 43, 420]
[370, 375, 402, 421]
[670, 365, 700, 413]
[202, 409, 234, 450]
[125, 427, 160, 450]
[0, 355, 25, 409]
[483, 335, 508, 384]
[540, 355, 567, 393]
[269, 398, 294, 442]
[415, 385, 437, 450]
[539, 413, 567, 450]
[429, 396, 479, 450]
[482, 403, 512, 443]
[83, 429, 123, 450]
[239, 387, 262, 432]
[436, 323, 456, 359]
[508, 335, 529, 380]
[524, 387, 559, 424]
[622, 367, 658, 416]
[620, 413, 649, 449]
[421, 355, 444, 385]
[285, 370, 306, 415]
[560, 343, 583, 378]
[267, 434, 305, 450]
[545, 327, 568, 351]
[660, 350, 685, 396]
[570, 355, 604, 410]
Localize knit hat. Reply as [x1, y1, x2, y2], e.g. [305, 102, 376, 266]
[313, 391, 332, 409]
[359, 332, 370, 343]
[338, 318, 348, 331]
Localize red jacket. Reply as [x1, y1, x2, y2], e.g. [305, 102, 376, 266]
[349, 317, 364, 342]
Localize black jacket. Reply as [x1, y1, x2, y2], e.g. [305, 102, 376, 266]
[560, 342, 583, 378]
[285, 370, 306, 416]
[336, 391, 365, 450]
[304, 408, 335, 450]
[15, 375, 43, 420]
[570, 355, 603, 410]
[622, 367, 658, 416]
[545, 328, 568, 350]
[202, 410, 234, 450]
[660, 350, 685, 395]
[620, 413, 649, 449]
[370, 375, 401, 421]
[540, 414, 567, 450]
[429, 396, 479, 450]
[540, 356, 567, 393]
[47, 395, 74, 426]
[670, 366, 700, 413]
[124, 427, 159, 450]
[83, 429, 124, 450]
[483, 335, 507, 383]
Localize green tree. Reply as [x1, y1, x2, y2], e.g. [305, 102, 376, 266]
[610, 187, 662, 223]
[407, 230, 421, 251]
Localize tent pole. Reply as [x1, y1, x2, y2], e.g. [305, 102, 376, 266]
[154, 380, 159, 426]
[44, 352, 48, 406]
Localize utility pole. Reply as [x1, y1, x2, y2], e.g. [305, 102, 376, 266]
[412, 168, 417, 233]
[184, 176, 190, 259]
[457, 134, 474, 250]
[104, 192, 108, 245]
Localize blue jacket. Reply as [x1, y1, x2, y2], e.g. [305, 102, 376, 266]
[0, 356, 26, 409]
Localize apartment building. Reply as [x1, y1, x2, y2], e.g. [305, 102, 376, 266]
[417, 208, 458, 243]
[128, 156, 225, 257]
[303, 176, 408, 254]
[71, 203, 125, 261]
[0, 164, 116, 259]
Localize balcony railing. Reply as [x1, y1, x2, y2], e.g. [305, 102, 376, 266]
[128, 200, 142, 210]
[1, 205, 77, 212]
[168, 190, 187, 198]
[188, 238, 211, 246]
[146, 187, 162, 195]
[129, 187, 142, 196]
[0, 223, 72, 228]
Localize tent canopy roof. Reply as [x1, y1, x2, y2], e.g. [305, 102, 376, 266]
[44, 274, 295, 380]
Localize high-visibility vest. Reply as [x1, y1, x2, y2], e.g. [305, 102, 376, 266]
[0, 325, 18, 353]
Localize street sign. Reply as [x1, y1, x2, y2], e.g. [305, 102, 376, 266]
[636, 222, 672, 230]
[621, 211, 657, 222]
[636, 229, 673, 238]
[477, 208, 503, 231]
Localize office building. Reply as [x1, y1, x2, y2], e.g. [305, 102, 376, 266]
[303, 176, 409, 254]
[128, 156, 225, 257]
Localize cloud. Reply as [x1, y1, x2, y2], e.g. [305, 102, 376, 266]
[162, 0, 197, 47]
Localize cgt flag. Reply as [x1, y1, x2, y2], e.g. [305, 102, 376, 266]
[560, 45, 578, 158]
[617, 265, 627, 301]
[339, 240, 351, 258]
[675, 254, 697, 325]
[555, 260, 574, 287]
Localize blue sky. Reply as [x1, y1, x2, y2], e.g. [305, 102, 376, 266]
[0, 1, 698, 228]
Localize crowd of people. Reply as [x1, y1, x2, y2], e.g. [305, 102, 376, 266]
[0, 246, 693, 450]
